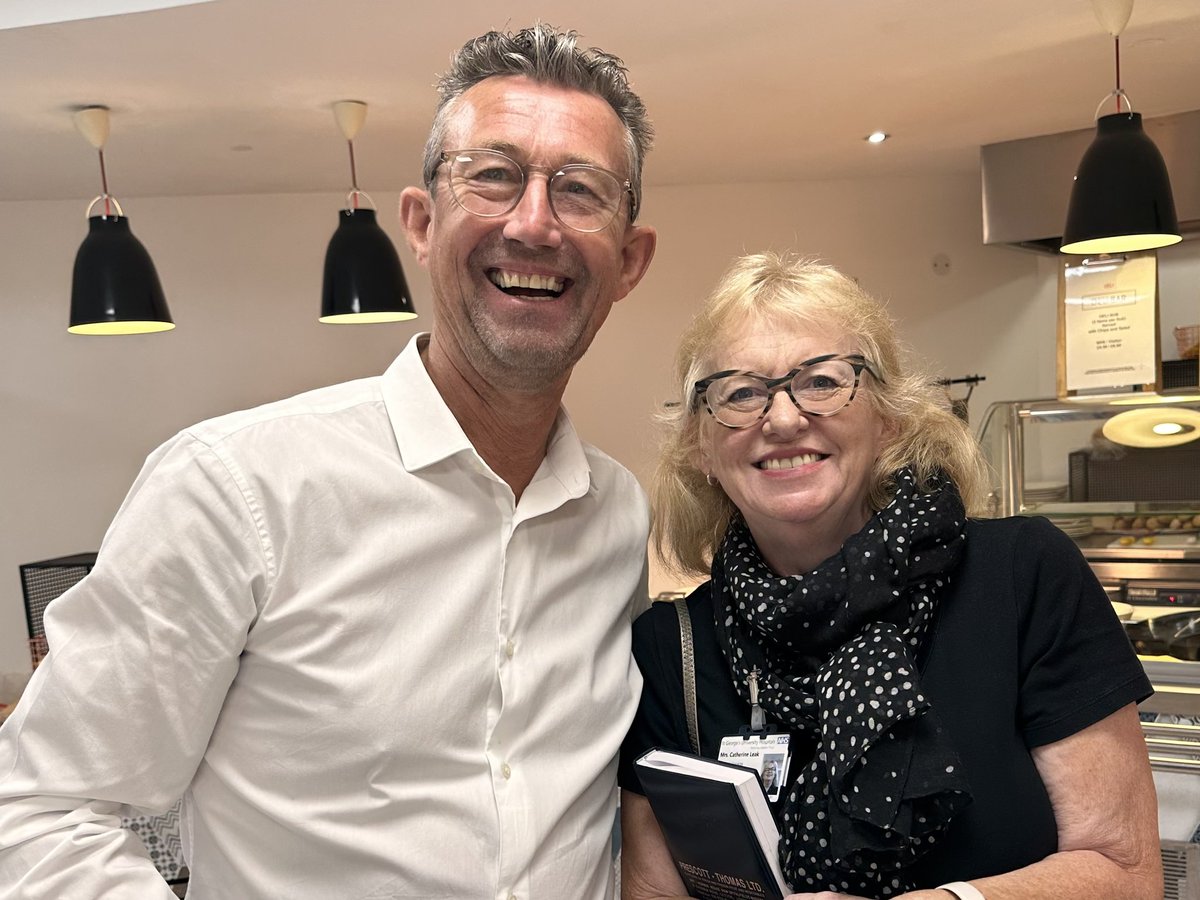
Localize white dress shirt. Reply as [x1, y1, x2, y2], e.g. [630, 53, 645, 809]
[0, 334, 649, 900]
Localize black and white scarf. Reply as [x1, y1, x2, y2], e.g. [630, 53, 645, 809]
[711, 467, 972, 898]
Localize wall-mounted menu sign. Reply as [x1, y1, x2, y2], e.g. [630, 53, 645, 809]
[1057, 251, 1160, 397]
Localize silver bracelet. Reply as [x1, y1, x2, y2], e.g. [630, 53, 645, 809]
[937, 882, 985, 900]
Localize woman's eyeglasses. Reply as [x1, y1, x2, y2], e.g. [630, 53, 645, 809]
[691, 353, 883, 429]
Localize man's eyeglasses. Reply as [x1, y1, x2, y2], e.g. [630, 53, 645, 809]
[691, 354, 883, 429]
[433, 148, 634, 234]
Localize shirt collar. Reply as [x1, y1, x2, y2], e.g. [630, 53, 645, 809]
[383, 333, 593, 500]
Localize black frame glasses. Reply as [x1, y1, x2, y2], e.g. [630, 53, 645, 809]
[433, 148, 635, 233]
[691, 353, 883, 429]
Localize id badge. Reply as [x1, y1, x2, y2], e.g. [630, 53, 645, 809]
[717, 732, 791, 802]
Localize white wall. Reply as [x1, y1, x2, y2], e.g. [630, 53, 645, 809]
[6, 171, 1194, 672]
[1, 192, 427, 672]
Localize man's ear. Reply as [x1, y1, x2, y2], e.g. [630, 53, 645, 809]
[612, 224, 657, 303]
[399, 187, 433, 266]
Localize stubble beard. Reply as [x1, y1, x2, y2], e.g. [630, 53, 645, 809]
[468, 299, 592, 392]
[447, 235, 608, 392]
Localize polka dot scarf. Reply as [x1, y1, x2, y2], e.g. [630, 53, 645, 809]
[711, 468, 973, 898]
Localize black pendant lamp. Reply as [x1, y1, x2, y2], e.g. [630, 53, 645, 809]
[320, 100, 417, 324]
[1060, 0, 1180, 255]
[68, 106, 174, 335]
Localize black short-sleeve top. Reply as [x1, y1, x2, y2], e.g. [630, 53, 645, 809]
[619, 515, 1152, 887]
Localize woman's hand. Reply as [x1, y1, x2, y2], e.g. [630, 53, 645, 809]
[620, 789, 692, 900]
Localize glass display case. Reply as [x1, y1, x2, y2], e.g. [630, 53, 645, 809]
[976, 396, 1200, 781]
[977, 396, 1200, 556]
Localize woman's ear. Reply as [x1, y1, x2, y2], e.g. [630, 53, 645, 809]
[690, 439, 713, 481]
[882, 414, 901, 443]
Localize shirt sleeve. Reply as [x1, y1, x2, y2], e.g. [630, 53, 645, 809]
[1013, 516, 1152, 748]
[0, 431, 267, 898]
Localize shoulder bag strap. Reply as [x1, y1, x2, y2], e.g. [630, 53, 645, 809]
[673, 596, 701, 755]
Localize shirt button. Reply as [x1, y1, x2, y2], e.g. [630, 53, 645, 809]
[505, 640, 515, 658]
[501, 762, 512, 780]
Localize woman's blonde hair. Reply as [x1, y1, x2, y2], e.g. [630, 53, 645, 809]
[652, 252, 989, 579]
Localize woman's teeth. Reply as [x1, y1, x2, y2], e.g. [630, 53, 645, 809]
[758, 454, 822, 470]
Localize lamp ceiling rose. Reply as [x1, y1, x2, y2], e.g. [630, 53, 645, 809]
[1091, 0, 1134, 37]
[73, 105, 110, 150]
[333, 100, 368, 141]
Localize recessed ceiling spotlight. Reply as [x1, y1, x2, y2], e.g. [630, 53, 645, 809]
[866, 131, 889, 144]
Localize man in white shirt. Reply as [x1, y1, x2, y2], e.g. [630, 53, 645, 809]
[0, 24, 657, 900]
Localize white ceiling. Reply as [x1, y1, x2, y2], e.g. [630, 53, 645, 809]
[2, 0, 1199, 204]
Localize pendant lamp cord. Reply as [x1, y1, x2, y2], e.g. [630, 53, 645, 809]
[1113, 35, 1122, 113]
[97, 148, 111, 218]
[1095, 35, 1132, 119]
[347, 140, 360, 210]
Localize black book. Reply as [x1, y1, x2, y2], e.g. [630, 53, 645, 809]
[635, 748, 790, 900]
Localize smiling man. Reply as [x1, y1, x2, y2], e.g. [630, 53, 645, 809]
[401, 53, 656, 494]
[0, 24, 657, 900]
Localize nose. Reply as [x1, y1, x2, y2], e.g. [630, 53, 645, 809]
[761, 389, 809, 437]
[502, 174, 563, 249]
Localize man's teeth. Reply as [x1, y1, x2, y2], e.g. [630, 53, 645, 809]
[490, 271, 564, 292]
[760, 454, 822, 470]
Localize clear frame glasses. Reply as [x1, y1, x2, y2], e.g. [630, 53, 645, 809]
[435, 148, 634, 233]
[691, 353, 883, 429]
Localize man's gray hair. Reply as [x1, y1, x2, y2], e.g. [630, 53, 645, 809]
[421, 23, 653, 222]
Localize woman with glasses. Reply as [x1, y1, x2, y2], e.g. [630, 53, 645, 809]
[618, 253, 1160, 899]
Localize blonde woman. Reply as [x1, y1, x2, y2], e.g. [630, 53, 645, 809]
[619, 253, 1159, 900]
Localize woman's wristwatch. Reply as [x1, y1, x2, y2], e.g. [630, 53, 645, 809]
[937, 882, 985, 900]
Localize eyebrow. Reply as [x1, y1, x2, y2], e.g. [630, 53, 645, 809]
[716, 353, 852, 379]
[468, 140, 614, 172]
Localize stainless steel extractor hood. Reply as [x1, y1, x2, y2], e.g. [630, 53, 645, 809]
[981, 108, 1200, 254]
